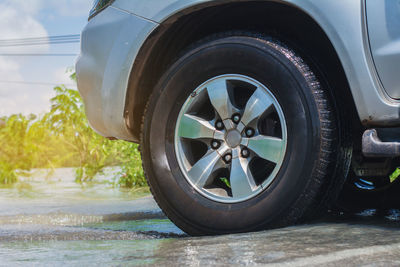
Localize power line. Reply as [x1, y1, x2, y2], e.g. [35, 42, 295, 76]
[0, 34, 80, 43]
[0, 38, 80, 44]
[0, 34, 80, 47]
[0, 41, 80, 47]
[0, 54, 78, 57]
[0, 81, 76, 87]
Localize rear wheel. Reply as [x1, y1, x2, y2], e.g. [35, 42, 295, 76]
[141, 33, 350, 235]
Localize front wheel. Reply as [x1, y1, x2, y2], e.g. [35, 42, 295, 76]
[141, 33, 350, 235]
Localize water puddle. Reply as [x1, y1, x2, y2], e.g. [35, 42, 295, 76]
[2, 222, 400, 266]
[83, 219, 185, 237]
[321, 208, 400, 230]
[0, 240, 166, 266]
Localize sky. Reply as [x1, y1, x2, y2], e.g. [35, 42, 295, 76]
[0, 0, 93, 116]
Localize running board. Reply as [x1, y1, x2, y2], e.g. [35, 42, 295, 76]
[362, 129, 400, 157]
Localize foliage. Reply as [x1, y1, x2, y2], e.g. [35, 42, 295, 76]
[0, 72, 145, 188]
[390, 168, 400, 183]
[0, 162, 17, 185]
[114, 143, 146, 188]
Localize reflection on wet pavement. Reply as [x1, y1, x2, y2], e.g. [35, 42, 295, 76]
[1, 168, 400, 266]
[1, 222, 400, 266]
[84, 219, 184, 236]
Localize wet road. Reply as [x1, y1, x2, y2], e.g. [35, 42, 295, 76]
[1, 168, 400, 266]
[2, 222, 400, 266]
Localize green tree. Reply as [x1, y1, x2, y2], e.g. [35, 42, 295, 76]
[0, 72, 146, 188]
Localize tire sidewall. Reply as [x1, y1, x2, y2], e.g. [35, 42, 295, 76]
[142, 36, 322, 233]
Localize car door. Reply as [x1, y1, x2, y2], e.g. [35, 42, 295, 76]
[366, 0, 400, 99]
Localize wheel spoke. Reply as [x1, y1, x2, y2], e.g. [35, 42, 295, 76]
[240, 88, 273, 127]
[230, 157, 256, 198]
[178, 114, 215, 140]
[247, 135, 285, 163]
[207, 78, 235, 120]
[189, 150, 224, 188]
[213, 130, 225, 141]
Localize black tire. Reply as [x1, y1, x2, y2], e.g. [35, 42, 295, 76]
[141, 33, 350, 235]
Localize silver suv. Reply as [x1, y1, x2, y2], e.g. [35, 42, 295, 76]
[76, 0, 400, 235]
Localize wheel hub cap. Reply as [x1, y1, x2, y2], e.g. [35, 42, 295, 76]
[225, 130, 242, 148]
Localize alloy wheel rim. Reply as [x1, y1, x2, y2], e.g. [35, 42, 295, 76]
[174, 74, 287, 203]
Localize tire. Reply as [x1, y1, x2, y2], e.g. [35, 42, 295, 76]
[141, 33, 349, 235]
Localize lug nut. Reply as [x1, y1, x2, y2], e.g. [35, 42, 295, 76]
[223, 153, 232, 163]
[211, 140, 221, 150]
[241, 148, 250, 158]
[232, 114, 241, 124]
[245, 128, 255, 137]
[215, 120, 224, 130]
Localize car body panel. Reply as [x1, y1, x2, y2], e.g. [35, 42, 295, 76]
[76, 6, 157, 141]
[77, 0, 400, 141]
[366, 0, 400, 100]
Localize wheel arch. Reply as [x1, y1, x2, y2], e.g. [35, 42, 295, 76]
[124, 0, 360, 142]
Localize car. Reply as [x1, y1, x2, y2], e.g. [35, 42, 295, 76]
[76, 0, 400, 235]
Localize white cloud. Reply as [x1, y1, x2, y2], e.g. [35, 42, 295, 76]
[0, 0, 89, 116]
[49, 0, 93, 17]
[2, 0, 92, 17]
[0, 57, 22, 98]
[3, 0, 43, 15]
[0, 1, 50, 116]
[0, 2, 48, 53]
[0, 56, 54, 115]
[53, 67, 76, 86]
